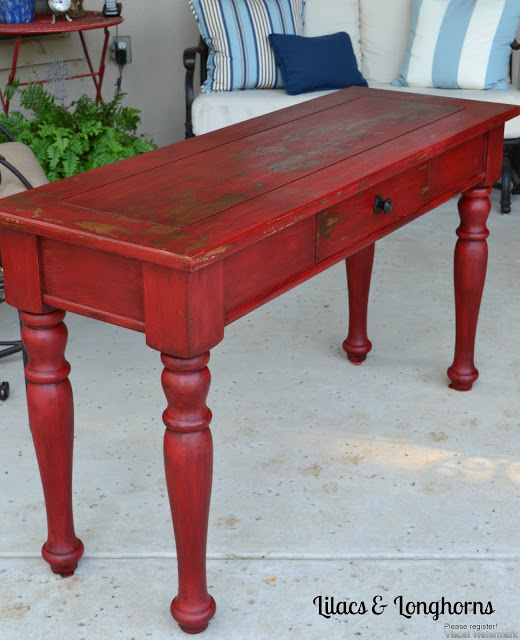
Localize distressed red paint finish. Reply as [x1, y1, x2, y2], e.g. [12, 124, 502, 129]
[0, 88, 518, 633]
[447, 186, 493, 391]
[162, 352, 216, 633]
[20, 310, 84, 577]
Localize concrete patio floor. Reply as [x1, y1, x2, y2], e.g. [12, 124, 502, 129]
[1, 190, 519, 639]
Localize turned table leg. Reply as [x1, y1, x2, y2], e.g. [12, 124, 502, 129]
[343, 243, 375, 364]
[20, 310, 84, 576]
[161, 352, 216, 634]
[447, 186, 491, 391]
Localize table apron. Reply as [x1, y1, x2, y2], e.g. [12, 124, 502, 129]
[224, 133, 488, 323]
[0, 131, 493, 354]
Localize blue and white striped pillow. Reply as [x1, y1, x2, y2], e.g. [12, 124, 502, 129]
[394, 0, 520, 91]
[189, 0, 305, 92]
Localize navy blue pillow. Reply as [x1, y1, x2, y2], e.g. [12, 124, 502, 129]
[268, 32, 368, 96]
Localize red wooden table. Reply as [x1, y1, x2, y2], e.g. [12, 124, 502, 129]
[0, 88, 518, 633]
[0, 11, 123, 114]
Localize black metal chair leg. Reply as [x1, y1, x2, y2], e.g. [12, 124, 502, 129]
[0, 336, 25, 401]
[0, 340, 23, 357]
[18, 310, 28, 390]
[0, 380, 9, 400]
[0, 336, 23, 400]
[17, 311, 26, 365]
[500, 147, 512, 214]
[0, 278, 26, 401]
[0, 337, 23, 401]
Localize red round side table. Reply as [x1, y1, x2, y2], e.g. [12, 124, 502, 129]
[0, 11, 123, 114]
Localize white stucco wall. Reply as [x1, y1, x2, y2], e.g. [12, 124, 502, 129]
[0, 0, 199, 146]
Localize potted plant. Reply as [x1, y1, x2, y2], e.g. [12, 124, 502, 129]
[0, 82, 156, 181]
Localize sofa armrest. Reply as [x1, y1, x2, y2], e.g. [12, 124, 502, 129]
[184, 37, 209, 139]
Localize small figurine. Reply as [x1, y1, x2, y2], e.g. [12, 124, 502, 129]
[69, 0, 85, 18]
[47, 0, 72, 23]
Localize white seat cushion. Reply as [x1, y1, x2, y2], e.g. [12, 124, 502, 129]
[193, 84, 520, 139]
[368, 81, 520, 139]
[0, 142, 48, 199]
[192, 88, 335, 135]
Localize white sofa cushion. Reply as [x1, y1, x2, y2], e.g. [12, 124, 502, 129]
[360, 0, 411, 83]
[193, 83, 520, 139]
[192, 88, 334, 135]
[304, 0, 361, 66]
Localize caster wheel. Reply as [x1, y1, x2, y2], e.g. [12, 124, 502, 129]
[0, 380, 9, 401]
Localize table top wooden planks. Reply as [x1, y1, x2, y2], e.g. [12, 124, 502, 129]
[0, 87, 518, 272]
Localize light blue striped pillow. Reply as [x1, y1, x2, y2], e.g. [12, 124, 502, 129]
[189, 0, 305, 92]
[394, 0, 520, 90]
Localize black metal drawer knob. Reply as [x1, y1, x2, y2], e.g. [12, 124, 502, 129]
[373, 195, 393, 214]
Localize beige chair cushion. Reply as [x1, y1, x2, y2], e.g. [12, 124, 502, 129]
[0, 142, 48, 199]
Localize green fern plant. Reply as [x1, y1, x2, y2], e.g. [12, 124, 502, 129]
[0, 83, 157, 182]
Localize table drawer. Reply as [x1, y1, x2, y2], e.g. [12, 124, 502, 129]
[316, 163, 430, 262]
